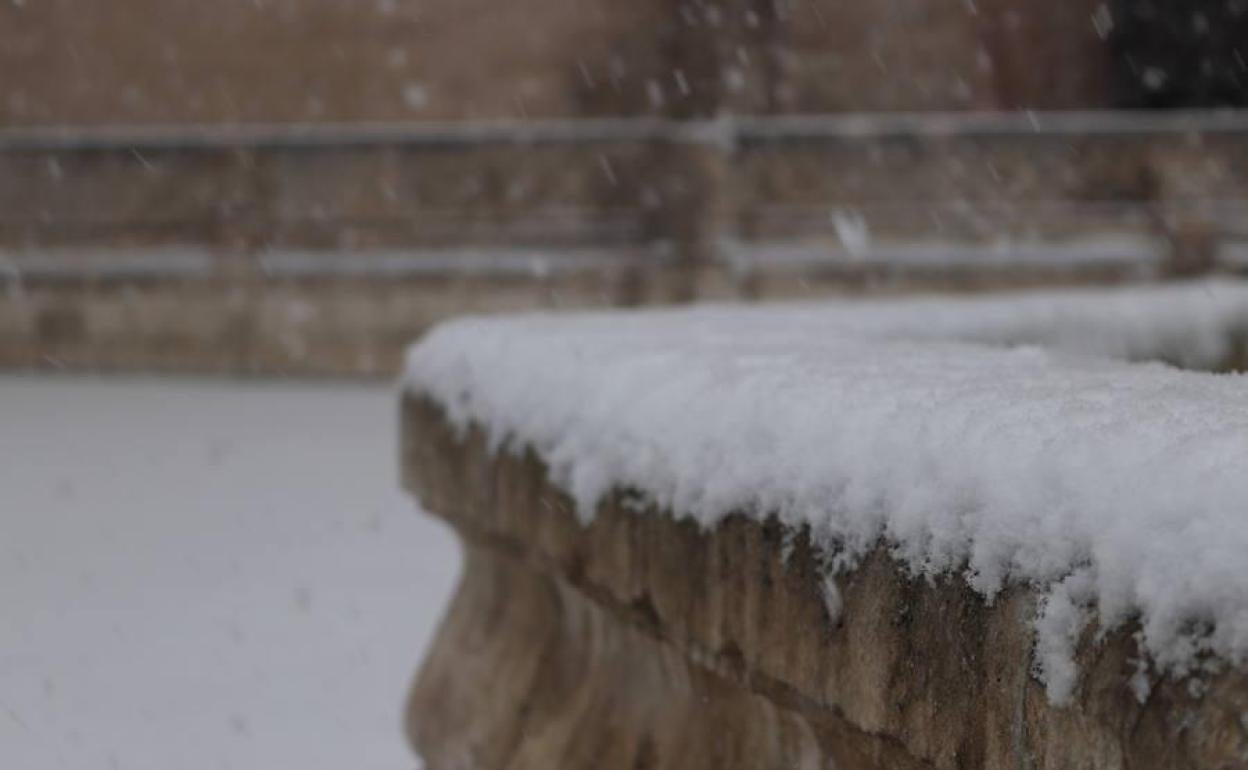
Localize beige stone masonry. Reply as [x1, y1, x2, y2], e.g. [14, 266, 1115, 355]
[401, 394, 1248, 770]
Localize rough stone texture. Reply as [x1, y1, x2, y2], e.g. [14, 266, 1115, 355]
[402, 394, 1248, 770]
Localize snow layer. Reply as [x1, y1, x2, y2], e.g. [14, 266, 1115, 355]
[404, 281, 1248, 702]
[0, 378, 459, 770]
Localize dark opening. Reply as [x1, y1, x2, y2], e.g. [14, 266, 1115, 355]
[1112, 0, 1248, 108]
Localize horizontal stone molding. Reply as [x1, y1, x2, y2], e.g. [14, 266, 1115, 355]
[5, 113, 1248, 375]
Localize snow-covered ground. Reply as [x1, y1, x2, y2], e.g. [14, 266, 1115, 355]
[0, 377, 459, 770]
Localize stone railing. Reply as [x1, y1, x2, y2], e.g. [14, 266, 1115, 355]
[399, 284, 1248, 769]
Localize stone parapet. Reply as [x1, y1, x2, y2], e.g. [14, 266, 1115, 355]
[401, 393, 1248, 770]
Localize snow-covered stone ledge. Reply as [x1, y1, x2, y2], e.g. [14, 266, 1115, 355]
[401, 282, 1248, 770]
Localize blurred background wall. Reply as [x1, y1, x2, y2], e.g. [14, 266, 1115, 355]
[1, 0, 1246, 376]
[0, 0, 1117, 124]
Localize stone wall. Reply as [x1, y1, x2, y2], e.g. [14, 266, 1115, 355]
[3, 115, 1248, 376]
[400, 393, 1248, 770]
[4, 1, 1240, 378]
[0, 0, 1111, 127]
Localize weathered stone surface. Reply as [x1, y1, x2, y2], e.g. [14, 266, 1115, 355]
[402, 394, 1248, 769]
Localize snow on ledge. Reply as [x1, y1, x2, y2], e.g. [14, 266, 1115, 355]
[404, 281, 1248, 703]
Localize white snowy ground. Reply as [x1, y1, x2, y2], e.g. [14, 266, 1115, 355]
[0, 377, 459, 770]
